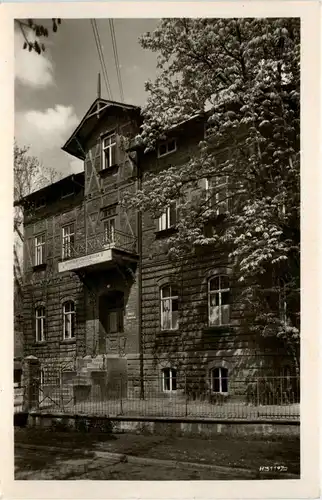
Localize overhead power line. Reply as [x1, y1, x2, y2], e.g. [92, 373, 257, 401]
[109, 19, 125, 103]
[90, 19, 113, 100]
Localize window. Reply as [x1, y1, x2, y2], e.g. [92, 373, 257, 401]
[34, 234, 45, 266]
[34, 198, 46, 210]
[162, 367, 177, 392]
[208, 275, 230, 326]
[14, 369, 22, 388]
[102, 133, 117, 169]
[205, 176, 229, 215]
[35, 306, 46, 342]
[158, 139, 176, 158]
[158, 202, 177, 231]
[62, 224, 75, 259]
[103, 218, 116, 245]
[61, 184, 74, 198]
[40, 368, 45, 386]
[211, 367, 228, 393]
[160, 285, 179, 330]
[62, 300, 75, 340]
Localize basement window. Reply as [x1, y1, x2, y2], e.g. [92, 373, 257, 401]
[158, 139, 176, 158]
[211, 367, 228, 393]
[162, 367, 177, 392]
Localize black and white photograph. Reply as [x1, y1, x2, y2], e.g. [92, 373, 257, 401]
[2, 2, 319, 496]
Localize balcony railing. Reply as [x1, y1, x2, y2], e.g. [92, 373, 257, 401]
[62, 230, 137, 262]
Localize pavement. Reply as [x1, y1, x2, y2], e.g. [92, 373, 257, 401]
[14, 427, 300, 480]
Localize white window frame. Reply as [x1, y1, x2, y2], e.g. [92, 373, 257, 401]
[62, 223, 75, 259]
[211, 367, 228, 394]
[34, 233, 45, 266]
[162, 367, 177, 392]
[62, 300, 76, 340]
[205, 176, 229, 215]
[103, 217, 116, 245]
[158, 202, 177, 231]
[208, 275, 230, 326]
[35, 306, 46, 343]
[157, 139, 177, 158]
[160, 285, 179, 331]
[102, 132, 117, 170]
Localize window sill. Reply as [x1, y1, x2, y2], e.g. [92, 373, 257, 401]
[99, 164, 119, 176]
[33, 341, 47, 346]
[155, 227, 177, 239]
[203, 325, 234, 334]
[32, 263, 47, 271]
[159, 328, 179, 335]
[60, 339, 76, 345]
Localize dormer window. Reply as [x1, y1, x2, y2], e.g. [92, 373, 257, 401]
[102, 133, 117, 170]
[158, 139, 176, 158]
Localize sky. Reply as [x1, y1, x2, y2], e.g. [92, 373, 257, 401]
[14, 18, 159, 178]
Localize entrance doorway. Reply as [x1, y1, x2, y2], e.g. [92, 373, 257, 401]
[98, 291, 124, 354]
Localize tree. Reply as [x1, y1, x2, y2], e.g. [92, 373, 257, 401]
[15, 19, 61, 54]
[14, 141, 61, 295]
[126, 18, 300, 367]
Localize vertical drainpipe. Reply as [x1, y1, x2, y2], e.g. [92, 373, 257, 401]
[137, 156, 144, 399]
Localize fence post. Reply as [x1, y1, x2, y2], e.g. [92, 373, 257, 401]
[185, 372, 188, 417]
[256, 376, 260, 408]
[120, 376, 123, 415]
[22, 355, 40, 412]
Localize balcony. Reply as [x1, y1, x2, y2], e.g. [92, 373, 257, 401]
[58, 230, 138, 273]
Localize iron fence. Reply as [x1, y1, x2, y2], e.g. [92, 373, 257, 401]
[62, 230, 137, 261]
[25, 375, 300, 421]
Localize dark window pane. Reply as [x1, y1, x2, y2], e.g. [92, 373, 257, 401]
[221, 375, 228, 393]
[168, 140, 176, 152]
[161, 286, 171, 298]
[209, 277, 220, 291]
[159, 144, 167, 156]
[172, 370, 177, 390]
[172, 298, 178, 311]
[221, 291, 230, 305]
[111, 144, 116, 165]
[169, 204, 177, 226]
[220, 276, 229, 289]
[212, 374, 220, 392]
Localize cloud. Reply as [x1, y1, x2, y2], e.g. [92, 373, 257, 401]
[15, 105, 79, 154]
[15, 29, 54, 88]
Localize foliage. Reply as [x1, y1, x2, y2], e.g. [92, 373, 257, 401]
[126, 18, 300, 358]
[15, 18, 61, 54]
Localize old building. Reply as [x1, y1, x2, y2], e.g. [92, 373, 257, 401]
[18, 97, 297, 403]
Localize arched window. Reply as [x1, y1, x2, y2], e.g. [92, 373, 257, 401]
[35, 306, 46, 342]
[208, 275, 230, 326]
[160, 285, 179, 330]
[62, 300, 75, 340]
[211, 367, 228, 393]
[162, 367, 177, 392]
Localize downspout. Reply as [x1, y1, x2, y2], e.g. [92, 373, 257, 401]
[137, 159, 144, 399]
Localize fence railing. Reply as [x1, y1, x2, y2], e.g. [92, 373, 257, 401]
[25, 375, 300, 421]
[62, 230, 137, 261]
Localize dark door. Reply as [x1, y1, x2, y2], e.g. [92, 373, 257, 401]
[99, 291, 124, 354]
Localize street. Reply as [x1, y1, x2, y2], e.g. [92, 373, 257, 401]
[14, 427, 300, 480]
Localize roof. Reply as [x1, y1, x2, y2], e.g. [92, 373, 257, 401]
[15, 171, 85, 206]
[62, 98, 141, 160]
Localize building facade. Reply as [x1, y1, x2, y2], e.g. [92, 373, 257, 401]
[19, 98, 296, 402]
